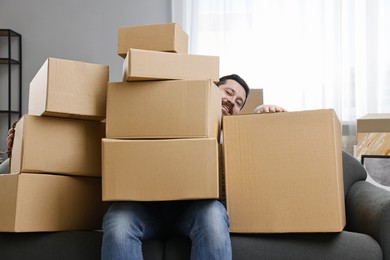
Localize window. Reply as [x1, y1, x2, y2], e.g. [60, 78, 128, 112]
[172, 0, 390, 122]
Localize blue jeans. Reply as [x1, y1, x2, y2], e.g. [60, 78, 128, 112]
[101, 200, 231, 260]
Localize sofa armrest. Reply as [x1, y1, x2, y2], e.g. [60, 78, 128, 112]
[342, 151, 367, 197]
[346, 181, 390, 260]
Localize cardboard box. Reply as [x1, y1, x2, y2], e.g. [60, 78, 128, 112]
[118, 23, 188, 57]
[102, 138, 219, 201]
[28, 57, 109, 121]
[122, 48, 219, 82]
[223, 109, 345, 233]
[10, 115, 105, 177]
[239, 89, 264, 114]
[106, 80, 221, 139]
[0, 173, 106, 232]
[356, 114, 390, 158]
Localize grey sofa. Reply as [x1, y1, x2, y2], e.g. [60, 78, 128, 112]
[0, 151, 388, 260]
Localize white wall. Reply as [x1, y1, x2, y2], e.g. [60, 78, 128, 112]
[0, 0, 172, 153]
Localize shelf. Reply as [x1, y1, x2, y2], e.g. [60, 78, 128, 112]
[0, 29, 21, 37]
[0, 58, 21, 64]
[0, 29, 22, 132]
[0, 110, 21, 114]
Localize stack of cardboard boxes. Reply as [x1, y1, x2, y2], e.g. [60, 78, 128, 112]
[102, 24, 222, 201]
[0, 58, 109, 232]
[104, 24, 346, 234]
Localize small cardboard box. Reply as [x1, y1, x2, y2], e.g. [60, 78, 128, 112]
[28, 57, 109, 121]
[102, 138, 219, 201]
[0, 173, 106, 232]
[118, 23, 188, 57]
[106, 80, 221, 139]
[239, 89, 264, 114]
[223, 109, 345, 233]
[122, 48, 219, 82]
[356, 114, 390, 158]
[10, 115, 105, 177]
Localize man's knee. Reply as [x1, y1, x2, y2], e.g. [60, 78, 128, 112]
[191, 200, 229, 229]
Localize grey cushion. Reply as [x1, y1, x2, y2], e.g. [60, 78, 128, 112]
[0, 231, 164, 260]
[163, 231, 382, 260]
[230, 231, 381, 260]
[0, 231, 102, 260]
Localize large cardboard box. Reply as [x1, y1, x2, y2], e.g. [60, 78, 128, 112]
[118, 23, 188, 57]
[106, 80, 221, 139]
[0, 173, 106, 232]
[102, 138, 219, 201]
[28, 57, 109, 121]
[223, 109, 345, 233]
[239, 89, 264, 114]
[122, 48, 219, 82]
[10, 115, 105, 177]
[356, 114, 390, 158]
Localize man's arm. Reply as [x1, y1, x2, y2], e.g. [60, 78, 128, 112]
[6, 120, 18, 158]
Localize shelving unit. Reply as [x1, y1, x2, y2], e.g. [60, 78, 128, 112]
[0, 29, 22, 132]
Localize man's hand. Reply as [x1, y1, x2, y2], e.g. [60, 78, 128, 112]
[253, 104, 287, 113]
[6, 124, 16, 158]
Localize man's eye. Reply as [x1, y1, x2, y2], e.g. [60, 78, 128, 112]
[225, 90, 233, 96]
[236, 101, 243, 107]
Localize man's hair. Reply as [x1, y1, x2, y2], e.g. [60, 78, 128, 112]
[217, 74, 250, 99]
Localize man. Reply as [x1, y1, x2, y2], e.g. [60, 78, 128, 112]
[101, 74, 285, 260]
[0, 75, 285, 259]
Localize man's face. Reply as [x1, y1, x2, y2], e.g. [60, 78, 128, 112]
[219, 79, 246, 116]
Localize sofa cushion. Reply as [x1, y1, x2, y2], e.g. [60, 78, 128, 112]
[230, 231, 382, 260]
[0, 231, 164, 260]
[164, 231, 382, 260]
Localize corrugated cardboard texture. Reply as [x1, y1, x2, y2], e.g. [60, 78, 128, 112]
[357, 114, 390, 133]
[223, 109, 345, 233]
[122, 49, 219, 82]
[10, 115, 105, 177]
[28, 57, 109, 121]
[239, 89, 264, 114]
[102, 138, 219, 201]
[106, 80, 221, 139]
[0, 173, 106, 232]
[118, 23, 188, 57]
